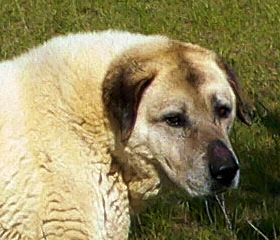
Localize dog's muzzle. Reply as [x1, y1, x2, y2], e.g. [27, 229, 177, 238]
[208, 140, 239, 187]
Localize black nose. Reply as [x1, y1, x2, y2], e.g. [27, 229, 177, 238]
[208, 140, 239, 186]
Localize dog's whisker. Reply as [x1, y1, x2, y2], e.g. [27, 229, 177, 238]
[215, 194, 232, 230]
[204, 199, 213, 224]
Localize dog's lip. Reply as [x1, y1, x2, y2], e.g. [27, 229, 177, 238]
[210, 181, 231, 194]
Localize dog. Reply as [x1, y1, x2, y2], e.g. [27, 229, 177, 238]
[0, 30, 252, 239]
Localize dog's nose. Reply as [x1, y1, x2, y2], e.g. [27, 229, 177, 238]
[208, 140, 239, 186]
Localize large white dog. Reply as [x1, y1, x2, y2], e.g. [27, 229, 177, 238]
[0, 30, 252, 239]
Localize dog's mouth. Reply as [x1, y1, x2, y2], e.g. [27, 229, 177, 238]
[182, 169, 240, 197]
[210, 183, 228, 194]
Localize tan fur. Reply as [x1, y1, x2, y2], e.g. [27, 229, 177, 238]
[0, 30, 249, 239]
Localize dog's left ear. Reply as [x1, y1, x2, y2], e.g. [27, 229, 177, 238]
[219, 60, 255, 125]
[103, 58, 156, 141]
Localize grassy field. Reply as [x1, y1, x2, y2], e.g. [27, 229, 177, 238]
[0, 0, 279, 239]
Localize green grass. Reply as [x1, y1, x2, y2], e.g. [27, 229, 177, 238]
[0, 0, 279, 239]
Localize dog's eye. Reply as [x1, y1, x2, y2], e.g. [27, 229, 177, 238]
[163, 113, 186, 127]
[215, 105, 231, 119]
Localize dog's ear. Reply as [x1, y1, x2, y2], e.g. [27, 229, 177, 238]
[103, 59, 156, 141]
[219, 60, 255, 125]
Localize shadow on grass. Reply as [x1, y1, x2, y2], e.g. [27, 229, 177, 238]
[261, 174, 280, 197]
[241, 144, 280, 197]
[259, 107, 280, 135]
[238, 111, 280, 197]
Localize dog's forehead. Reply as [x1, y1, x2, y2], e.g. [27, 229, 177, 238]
[143, 45, 236, 113]
[178, 47, 234, 97]
[186, 58, 235, 109]
[158, 46, 231, 92]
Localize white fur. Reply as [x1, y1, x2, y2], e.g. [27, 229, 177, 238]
[0, 30, 168, 240]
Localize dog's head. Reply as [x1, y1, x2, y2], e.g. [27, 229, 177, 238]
[103, 40, 253, 197]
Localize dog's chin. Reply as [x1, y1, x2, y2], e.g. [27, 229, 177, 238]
[186, 184, 234, 197]
[180, 181, 212, 197]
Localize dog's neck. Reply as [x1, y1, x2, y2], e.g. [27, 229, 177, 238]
[110, 142, 162, 213]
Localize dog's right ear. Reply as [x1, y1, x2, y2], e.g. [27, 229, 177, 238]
[102, 58, 156, 142]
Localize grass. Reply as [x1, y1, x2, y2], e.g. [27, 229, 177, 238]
[0, 0, 279, 239]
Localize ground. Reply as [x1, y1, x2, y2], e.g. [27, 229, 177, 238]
[0, 0, 279, 239]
